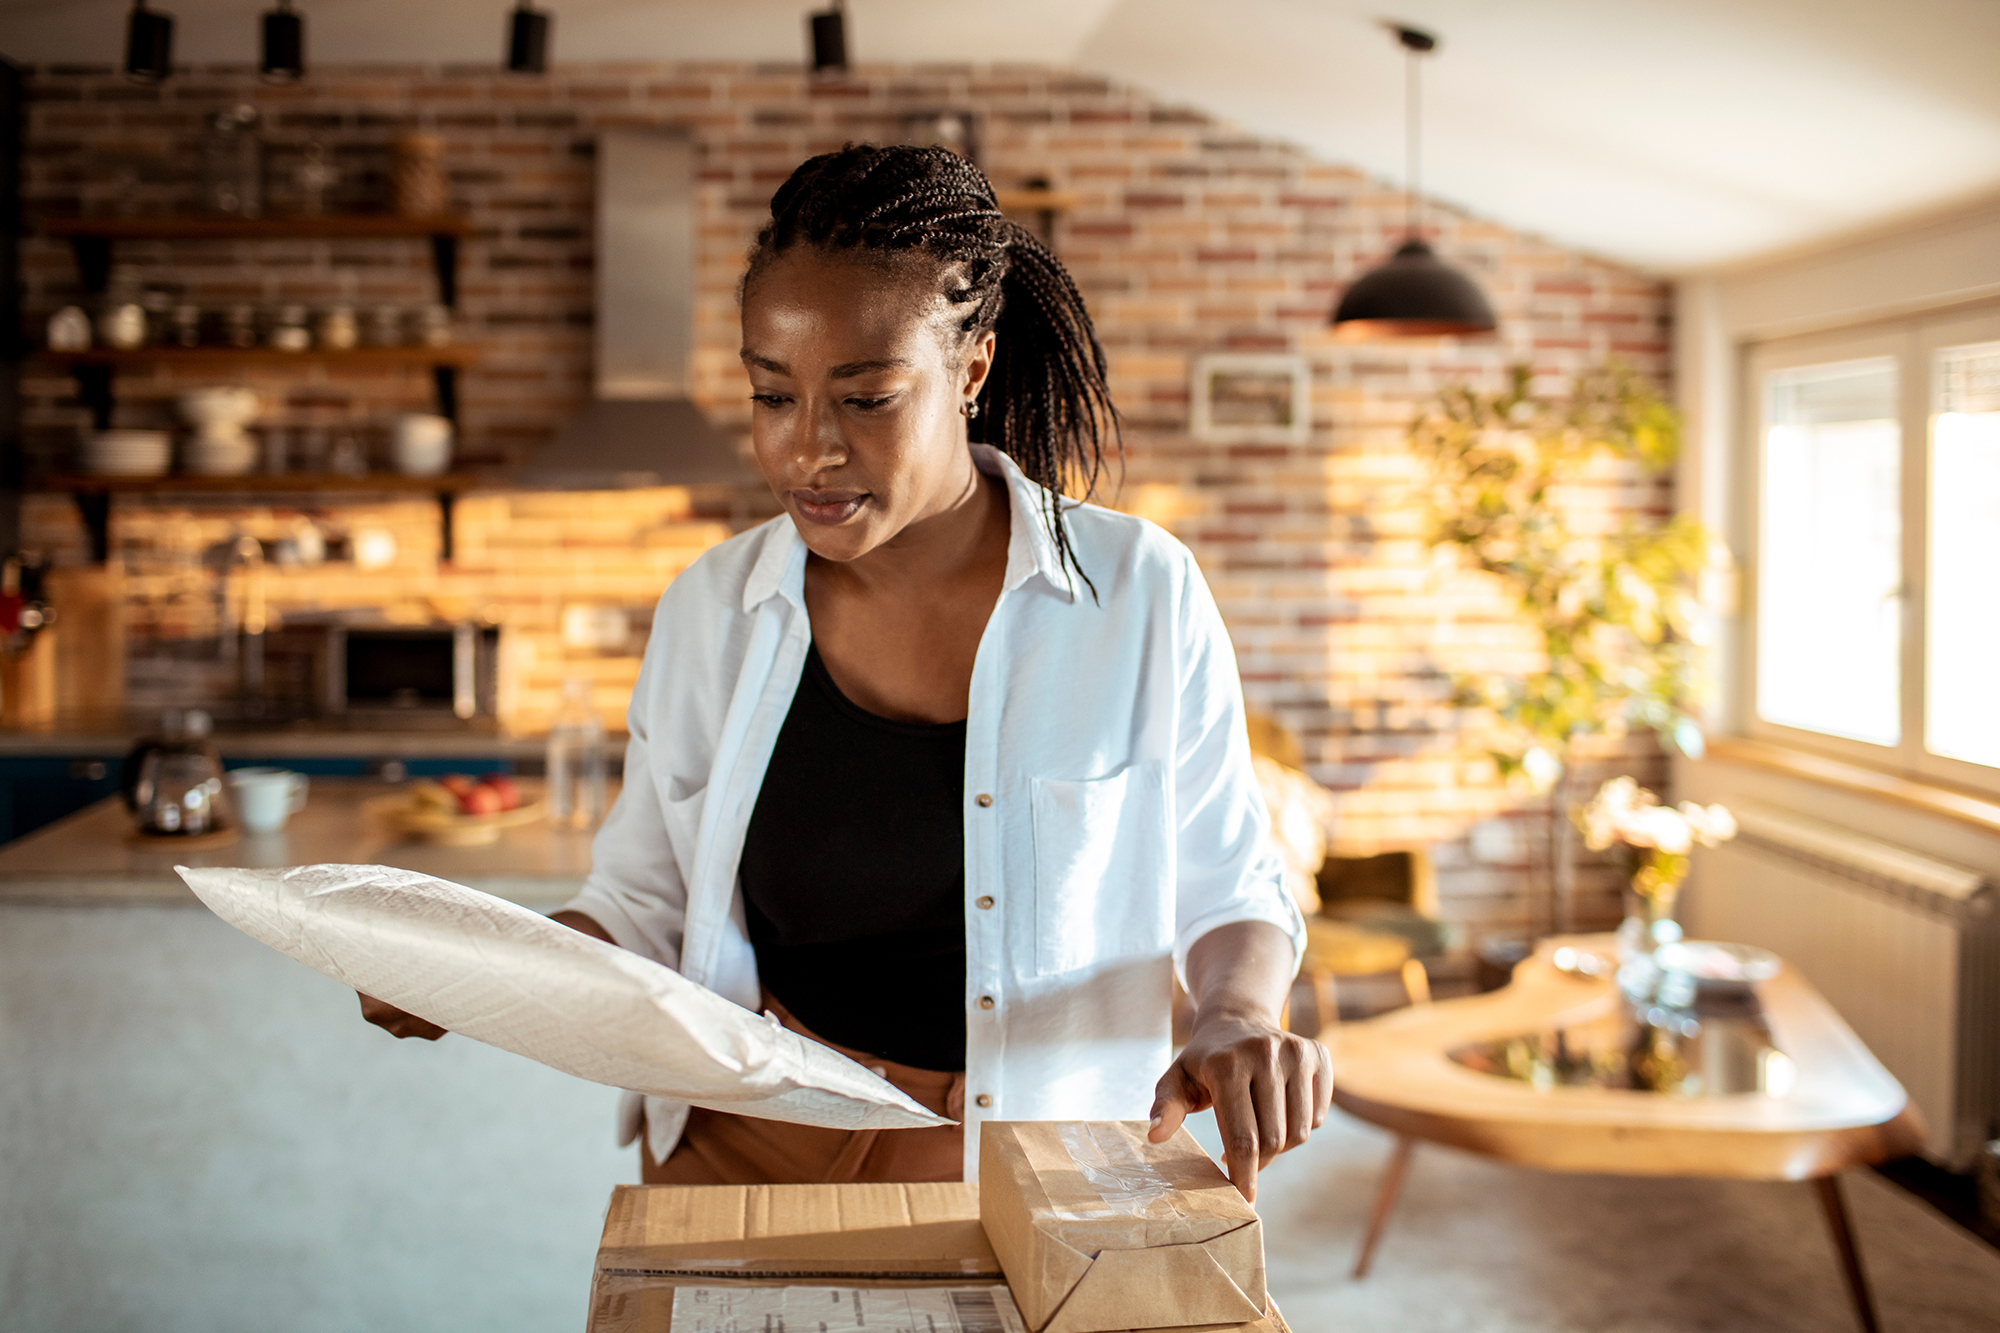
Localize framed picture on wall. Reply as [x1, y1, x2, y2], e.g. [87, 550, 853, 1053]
[1189, 353, 1312, 445]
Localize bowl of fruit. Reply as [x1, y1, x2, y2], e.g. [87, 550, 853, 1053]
[367, 773, 543, 846]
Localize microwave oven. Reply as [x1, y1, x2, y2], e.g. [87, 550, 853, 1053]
[321, 624, 499, 721]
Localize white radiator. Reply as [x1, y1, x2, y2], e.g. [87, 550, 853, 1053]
[1685, 803, 2000, 1166]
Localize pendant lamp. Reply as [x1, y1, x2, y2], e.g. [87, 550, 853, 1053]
[124, 1, 174, 84]
[1332, 25, 1495, 341]
[507, 1, 552, 75]
[260, 0, 305, 83]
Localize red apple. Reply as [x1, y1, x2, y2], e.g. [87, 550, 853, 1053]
[480, 774, 522, 811]
[459, 784, 504, 817]
[438, 773, 476, 800]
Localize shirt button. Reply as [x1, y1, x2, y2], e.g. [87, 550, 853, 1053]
[975, 793, 993, 808]
[975, 1094, 993, 1108]
[975, 895, 994, 910]
[978, 995, 995, 1010]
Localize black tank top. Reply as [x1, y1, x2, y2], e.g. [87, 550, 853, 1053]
[737, 642, 968, 1072]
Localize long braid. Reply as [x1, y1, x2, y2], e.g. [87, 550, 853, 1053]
[746, 144, 1120, 595]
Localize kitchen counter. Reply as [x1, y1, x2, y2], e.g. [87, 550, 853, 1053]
[0, 777, 612, 907]
[2, 773, 632, 1332]
[0, 719, 566, 761]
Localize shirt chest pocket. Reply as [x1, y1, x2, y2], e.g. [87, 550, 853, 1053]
[660, 778, 706, 892]
[1029, 762, 1173, 977]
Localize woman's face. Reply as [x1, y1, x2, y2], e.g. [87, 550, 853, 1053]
[741, 248, 994, 564]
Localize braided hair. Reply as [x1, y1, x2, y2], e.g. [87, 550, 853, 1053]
[745, 144, 1120, 594]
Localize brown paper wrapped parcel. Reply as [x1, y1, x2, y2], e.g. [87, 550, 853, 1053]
[980, 1120, 1267, 1333]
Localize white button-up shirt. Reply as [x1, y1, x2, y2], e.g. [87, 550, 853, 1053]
[562, 447, 1304, 1179]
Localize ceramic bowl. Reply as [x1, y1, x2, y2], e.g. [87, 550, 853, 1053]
[178, 386, 262, 430]
[82, 429, 172, 477]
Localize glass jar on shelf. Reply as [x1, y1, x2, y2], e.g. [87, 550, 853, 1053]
[140, 286, 178, 346]
[98, 300, 147, 350]
[223, 305, 258, 349]
[365, 305, 403, 347]
[411, 303, 453, 348]
[269, 305, 311, 352]
[169, 304, 203, 348]
[315, 305, 358, 350]
[199, 104, 264, 218]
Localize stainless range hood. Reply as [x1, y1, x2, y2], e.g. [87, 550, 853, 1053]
[518, 129, 754, 488]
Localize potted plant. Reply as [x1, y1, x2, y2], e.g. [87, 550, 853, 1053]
[1411, 363, 1719, 944]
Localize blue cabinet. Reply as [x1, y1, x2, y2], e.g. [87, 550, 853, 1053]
[0, 752, 517, 845]
[0, 757, 124, 845]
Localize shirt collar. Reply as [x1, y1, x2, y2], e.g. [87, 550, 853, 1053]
[978, 445, 1077, 603]
[741, 444, 1076, 614]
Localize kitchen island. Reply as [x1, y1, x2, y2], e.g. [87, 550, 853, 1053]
[0, 717, 579, 844]
[0, 777, 603, 905]
[0, 780, 635, 1333]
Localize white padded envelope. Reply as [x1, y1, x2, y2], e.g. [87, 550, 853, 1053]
[177, 863, 952, 1131]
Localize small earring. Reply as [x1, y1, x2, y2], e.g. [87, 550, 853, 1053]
[962, 399, 980, 419]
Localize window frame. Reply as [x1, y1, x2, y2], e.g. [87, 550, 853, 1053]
[1739, 303, 2000, 799]
[1913, 308, 2000, 794]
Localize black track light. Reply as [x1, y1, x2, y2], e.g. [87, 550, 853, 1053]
[507, 2, 552, 75]
[261, 0, 305, 84]
[808, 1, 847, 75]
[124, 1, 174, 84]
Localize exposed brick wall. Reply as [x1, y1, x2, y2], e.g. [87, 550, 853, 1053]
[15, 61, 1673, 940]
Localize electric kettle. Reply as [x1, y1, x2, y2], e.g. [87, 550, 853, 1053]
[122, 709, 234, 836]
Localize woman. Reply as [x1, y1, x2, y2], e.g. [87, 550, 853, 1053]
[363, 145, 1329, 1200]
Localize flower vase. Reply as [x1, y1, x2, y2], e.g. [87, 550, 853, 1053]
[1615, 879, 1686, 1003]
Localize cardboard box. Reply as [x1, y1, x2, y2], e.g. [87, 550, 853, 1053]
[584, 1180, 1286, 1333]
[979, 1122, 1268, 1333]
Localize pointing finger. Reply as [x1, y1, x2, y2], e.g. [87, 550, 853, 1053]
[1216, 1079, 1262, 1203]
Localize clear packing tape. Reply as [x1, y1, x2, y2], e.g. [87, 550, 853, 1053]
[176, 863, 953, 1131]
[1053, 1121, 1188, 1221]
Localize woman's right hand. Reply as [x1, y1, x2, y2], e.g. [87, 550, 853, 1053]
[357, 992, 448, 1041]
[354, 910, 612, 1042]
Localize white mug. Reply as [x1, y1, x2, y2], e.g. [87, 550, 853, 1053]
[392, 412, 454, 477]
[227, 767, 309, 833]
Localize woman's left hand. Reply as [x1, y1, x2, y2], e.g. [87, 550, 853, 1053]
[1148, 921, 1333, 1203]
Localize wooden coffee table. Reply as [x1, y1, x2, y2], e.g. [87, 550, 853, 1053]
[1326, 937, 1925, 1333]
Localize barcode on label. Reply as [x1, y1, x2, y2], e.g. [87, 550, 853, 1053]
[949, 1288, 1003, 1333]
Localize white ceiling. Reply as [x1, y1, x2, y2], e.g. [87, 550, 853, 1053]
[5, 0, 1999, 272]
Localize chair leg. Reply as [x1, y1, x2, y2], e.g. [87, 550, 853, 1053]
[1400, 957, 1431, 1006]
[1351, 1135, 1415, 1279]
[1311, 965, 1338, 1031]
[1813, 1174, 1881, 1333]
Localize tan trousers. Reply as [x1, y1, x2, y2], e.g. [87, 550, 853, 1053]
[641, 993, 966, 1185]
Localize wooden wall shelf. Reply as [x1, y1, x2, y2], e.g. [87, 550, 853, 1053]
[993, 188, 1080, 213]
[44, 215, 474, 242]
[49, 473, 488, 495]
[43, 214, 478, 438]
[43, 214, 470, 305]
[45, 347, 480, 370]
[47, 473, 491, 567]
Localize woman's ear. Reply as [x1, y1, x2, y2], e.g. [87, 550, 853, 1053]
[961, 329, 997, 409]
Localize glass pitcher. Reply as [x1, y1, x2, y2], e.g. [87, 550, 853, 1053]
[122, 709, 234, 836]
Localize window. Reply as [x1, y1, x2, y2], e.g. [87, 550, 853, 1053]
[1929, 341, 2000, 770]
[1756, 358, 1901, 746]
[1746, 310, 2000, 794]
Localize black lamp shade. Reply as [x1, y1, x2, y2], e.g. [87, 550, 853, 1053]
[809, 9, 848, 73]
[261, 6, 305, 83]
[1331, 238, 1496, 340]
[508, 6, 551, 75]
[124, 5, 174, 84]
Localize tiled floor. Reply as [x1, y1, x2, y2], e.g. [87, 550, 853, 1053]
[1203, 1111, 2000, 1332]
